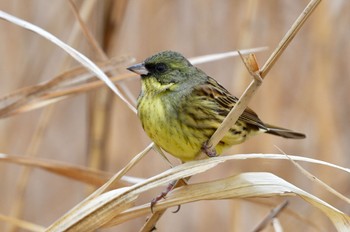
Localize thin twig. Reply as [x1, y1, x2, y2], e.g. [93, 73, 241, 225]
[260, 0, 321, 77]
[68, 0, 106, 59]
[252, 200, 289, 232]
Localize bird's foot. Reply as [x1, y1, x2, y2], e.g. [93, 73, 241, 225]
[201, 141, 217, 157]
[151, 180, 180, 213]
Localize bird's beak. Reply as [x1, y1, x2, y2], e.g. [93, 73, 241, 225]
[127, 62, 149, 75]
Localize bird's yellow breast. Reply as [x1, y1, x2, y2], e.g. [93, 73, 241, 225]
[138, 92, 202, 161]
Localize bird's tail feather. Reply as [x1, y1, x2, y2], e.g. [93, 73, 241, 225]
[264, 123, 306, 139]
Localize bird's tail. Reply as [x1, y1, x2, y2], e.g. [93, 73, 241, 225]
[264, 123, 306, 139]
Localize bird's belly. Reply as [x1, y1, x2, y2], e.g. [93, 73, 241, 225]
[138, 97, 202, 161]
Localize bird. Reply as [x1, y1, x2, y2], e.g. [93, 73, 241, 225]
[127, 50, 305, 162]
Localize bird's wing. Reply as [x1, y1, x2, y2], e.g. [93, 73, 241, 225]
[192, 77, 267, 129]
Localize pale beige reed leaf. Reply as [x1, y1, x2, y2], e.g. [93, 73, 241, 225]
[108, 172, 350, 232]
[0, 153, 143, 186]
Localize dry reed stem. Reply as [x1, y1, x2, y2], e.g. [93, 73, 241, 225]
[252, 200, 289, 232]
[260, 0, 321, 77]
[68, 0, 106, 60]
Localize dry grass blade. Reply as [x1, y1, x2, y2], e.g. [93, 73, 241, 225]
[0, 153, 120, 187]
[105, 172, 349, 232]
[0, 10, 137, 113]
[47, 187, 137, 232]
[0, 214, 45, 232]
[189, 47, 267, 64]
[283, 153, 350, 204]
[226, 153, 350, 173]
[0, 153, 145, 186]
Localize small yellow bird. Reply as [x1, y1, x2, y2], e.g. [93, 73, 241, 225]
[128, 51, 305, 162]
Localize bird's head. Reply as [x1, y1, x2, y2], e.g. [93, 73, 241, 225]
[127, 51, 202, 92]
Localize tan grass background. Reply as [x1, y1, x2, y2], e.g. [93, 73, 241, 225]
[0, 0, 349, 231]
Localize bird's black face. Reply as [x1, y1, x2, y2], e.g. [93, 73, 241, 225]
[144, 62, 169, 76]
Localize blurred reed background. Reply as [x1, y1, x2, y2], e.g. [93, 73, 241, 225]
[0, 0, 349, 231]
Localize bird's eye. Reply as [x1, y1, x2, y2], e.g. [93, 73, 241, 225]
[154, 63, 168, 74]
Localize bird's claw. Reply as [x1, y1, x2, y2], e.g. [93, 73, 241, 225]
[202, 141, 217, 157]
[150, 180, 177, 213]
[172, 205, 181, 213]
[150, 192, 167, 213]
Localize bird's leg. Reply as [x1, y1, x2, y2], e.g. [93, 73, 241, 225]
[201, 141, 217, 157]
[150, 180, 177, 213]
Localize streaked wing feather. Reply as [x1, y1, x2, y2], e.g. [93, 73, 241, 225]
[193, 77, 267, 129]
